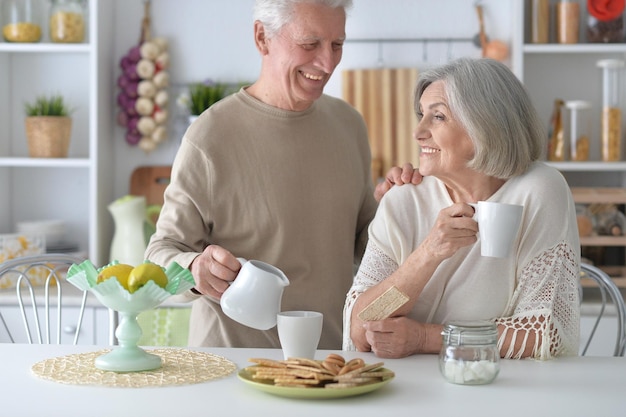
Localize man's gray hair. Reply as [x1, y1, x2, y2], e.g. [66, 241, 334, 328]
[415, 58, 545, 179]
[254, 0, 353, 38]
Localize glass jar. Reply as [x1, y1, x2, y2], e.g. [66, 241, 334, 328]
[439, 321, 500, 385]
[565, 100, 592, 162]
[49, 0, 86, 43]
[530, 0, 550, 43]
[597, 59, 624, 162]
[587, 0, 625, 43]
[556, 0, 580, 44]
[1, 0, 42, 43]
[548, 99, 565, 161]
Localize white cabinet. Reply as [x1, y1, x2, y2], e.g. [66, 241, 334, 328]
[0, 0, 115, 266]
[0, 305, 111, 345]
[512, 0, 626, 287]
[0, 305, 94, 344]
[0, 285, 111, 345]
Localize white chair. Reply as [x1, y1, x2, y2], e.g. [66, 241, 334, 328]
[579, 263, 626, 356]
[0, 254, 98, 344]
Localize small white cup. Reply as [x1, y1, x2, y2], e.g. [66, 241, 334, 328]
[277, 311, 323, 360]
[470, 201, 523, 258]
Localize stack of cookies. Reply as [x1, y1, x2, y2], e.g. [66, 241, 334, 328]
[245, 353, 394, 389]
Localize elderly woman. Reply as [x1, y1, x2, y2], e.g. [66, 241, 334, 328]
[343, 58, 580, 360]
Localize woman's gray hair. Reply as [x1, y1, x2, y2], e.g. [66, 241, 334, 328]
[415, 58, 545, 179]
[254, 0, 353, 38]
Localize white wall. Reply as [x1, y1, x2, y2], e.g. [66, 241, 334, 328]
[111, 0, 513, 199]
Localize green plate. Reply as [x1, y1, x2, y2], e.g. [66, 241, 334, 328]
[237, 366, 394, 399]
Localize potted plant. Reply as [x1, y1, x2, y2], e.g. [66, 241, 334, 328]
[188, 80, 227, 116]
[176, 79, 231, 124]
[24, 94, 73, 158]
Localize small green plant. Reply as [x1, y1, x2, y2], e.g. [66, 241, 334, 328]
[188, 81, 227, 116]
[24, 94, 72, 117]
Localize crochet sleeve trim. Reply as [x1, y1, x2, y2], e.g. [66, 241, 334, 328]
[497, 242, 580, 360]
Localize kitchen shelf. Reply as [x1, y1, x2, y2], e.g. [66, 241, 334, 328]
[0, 0, 114, 266]
[580, 236, 626, 246]
[523, 44, 626, 54]
[0, 157, 91, 168]
[0, 43, 91, 53]
[514, 0, 626, 291]
[547, 162, 626, 172]
[581, 276, 626, 288]
[571, 187, 626, 288]
[571, 187, 626, 203]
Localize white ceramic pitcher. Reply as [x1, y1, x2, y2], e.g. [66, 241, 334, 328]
[108, 195, 147, 266]
[220, 258, 289, 330]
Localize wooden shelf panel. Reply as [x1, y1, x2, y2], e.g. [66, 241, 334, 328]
[582, 266, 626, 289]
[581, 277, 626, 288]
[580, 236, 626, 246]
[571, 187, 626, 204]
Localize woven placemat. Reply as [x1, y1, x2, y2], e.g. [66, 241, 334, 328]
[31, 348, 237, 388]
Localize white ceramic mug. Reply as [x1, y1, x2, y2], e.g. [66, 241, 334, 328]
[470, 201, 523, 258]
[277, 311, 323, 360]
[220, 258, 289, 330]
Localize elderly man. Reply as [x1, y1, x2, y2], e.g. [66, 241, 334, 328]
[146, 0, 419, 349]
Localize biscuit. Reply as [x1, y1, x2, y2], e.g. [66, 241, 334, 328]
[357, 286, 409, 321]
[245, 354, 392, 389]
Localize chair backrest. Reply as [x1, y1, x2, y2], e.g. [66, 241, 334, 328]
[0, 253, 88, 344]
[579, 263, 626, 356]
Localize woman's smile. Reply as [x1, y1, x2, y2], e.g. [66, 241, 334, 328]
[420, 146, 440, 155]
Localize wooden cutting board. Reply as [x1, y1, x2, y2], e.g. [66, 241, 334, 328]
[342, 67, 419, 183]
[129, 165, 172, 206]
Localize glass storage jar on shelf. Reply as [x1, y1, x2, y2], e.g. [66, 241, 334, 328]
[565, 100, 592, 162]
[49, 0, 86, 43]
[548, 99, 565, 161]
[1, 0, 42, 43]
[556, 0, 580, 44]
[587, 0, 625, 43]
[439, 321, 500, 385]
[530, 0, 550, 43]
[597, 59, 624, 162]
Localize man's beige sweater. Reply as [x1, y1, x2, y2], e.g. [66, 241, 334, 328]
[145, 88, 377, 349]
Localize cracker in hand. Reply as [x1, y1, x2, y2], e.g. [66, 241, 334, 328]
[357, 286, 409, 321]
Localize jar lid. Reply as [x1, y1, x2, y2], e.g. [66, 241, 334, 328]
[565, 100, 592, 110]
[442, 320, 498, 346]
[588, 0, 625, 22]
[596, 59, 625, 69]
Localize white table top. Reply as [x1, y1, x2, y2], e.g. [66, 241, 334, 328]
[1, 343, 625, 417]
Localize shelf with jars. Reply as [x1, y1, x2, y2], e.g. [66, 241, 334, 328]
[0, 0, 114, 266]
[513, 1, 626, 289]
[2, 0, 86, 45]
[514, 0, 626, 165]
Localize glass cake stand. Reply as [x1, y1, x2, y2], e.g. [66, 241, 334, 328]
[67, 260, 195, 372]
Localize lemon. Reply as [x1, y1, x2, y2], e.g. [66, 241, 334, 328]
[97, 263, 134, 290]
[127, 262, 168, 294]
